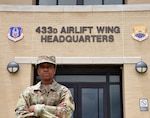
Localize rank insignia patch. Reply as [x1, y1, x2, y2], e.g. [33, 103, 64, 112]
[132, 26, 148, 41]
[8, 27, 24, 42]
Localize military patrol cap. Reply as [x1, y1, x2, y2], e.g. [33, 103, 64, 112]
[36, 55, 56, 66]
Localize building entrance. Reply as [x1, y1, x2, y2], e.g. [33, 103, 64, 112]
[55, 65, 123, 118]
[34, 64, 123, 118]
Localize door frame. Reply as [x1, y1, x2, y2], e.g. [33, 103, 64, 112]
[34, 64, 123, 118]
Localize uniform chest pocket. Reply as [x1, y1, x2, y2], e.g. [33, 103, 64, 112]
[30, 90, 44, 105]
[47, 91, 60, 106]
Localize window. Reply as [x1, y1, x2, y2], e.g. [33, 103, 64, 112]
[36, 0, 124, 5]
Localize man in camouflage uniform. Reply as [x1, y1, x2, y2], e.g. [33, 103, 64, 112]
[15, 55, 75, 118]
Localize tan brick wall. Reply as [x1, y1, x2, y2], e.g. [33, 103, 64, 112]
[123, 64, 150, 118]
[0, 0, 35, 5]
[0, 5, 150, 118]
[127, 0, 150, 4]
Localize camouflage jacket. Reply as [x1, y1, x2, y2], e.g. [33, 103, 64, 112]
[15, 80, 75, 118]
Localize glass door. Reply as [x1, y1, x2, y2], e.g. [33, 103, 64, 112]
[55, 75, 107, 118]
[58, 82, 106, 118]
[79, 84, 105, 118]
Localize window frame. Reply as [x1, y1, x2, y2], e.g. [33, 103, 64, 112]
[36, 0, 125, 5]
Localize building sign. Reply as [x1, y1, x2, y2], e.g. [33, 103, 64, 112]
[139, 98, 148, 111]
[8, 27, 24, 42]
[132, 26, 148, 41]
[35, 26, 120, 43]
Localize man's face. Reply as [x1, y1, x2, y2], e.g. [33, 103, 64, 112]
[37, 63, 56, 82]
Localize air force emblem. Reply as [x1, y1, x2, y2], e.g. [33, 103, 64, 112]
[8, 27, 24, 42]
[132, 26, 148, 41]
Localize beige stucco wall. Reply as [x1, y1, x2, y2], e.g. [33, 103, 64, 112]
[0, 4, 150, 118]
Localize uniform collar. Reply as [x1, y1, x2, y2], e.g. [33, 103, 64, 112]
[33, 79, 60, 92]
